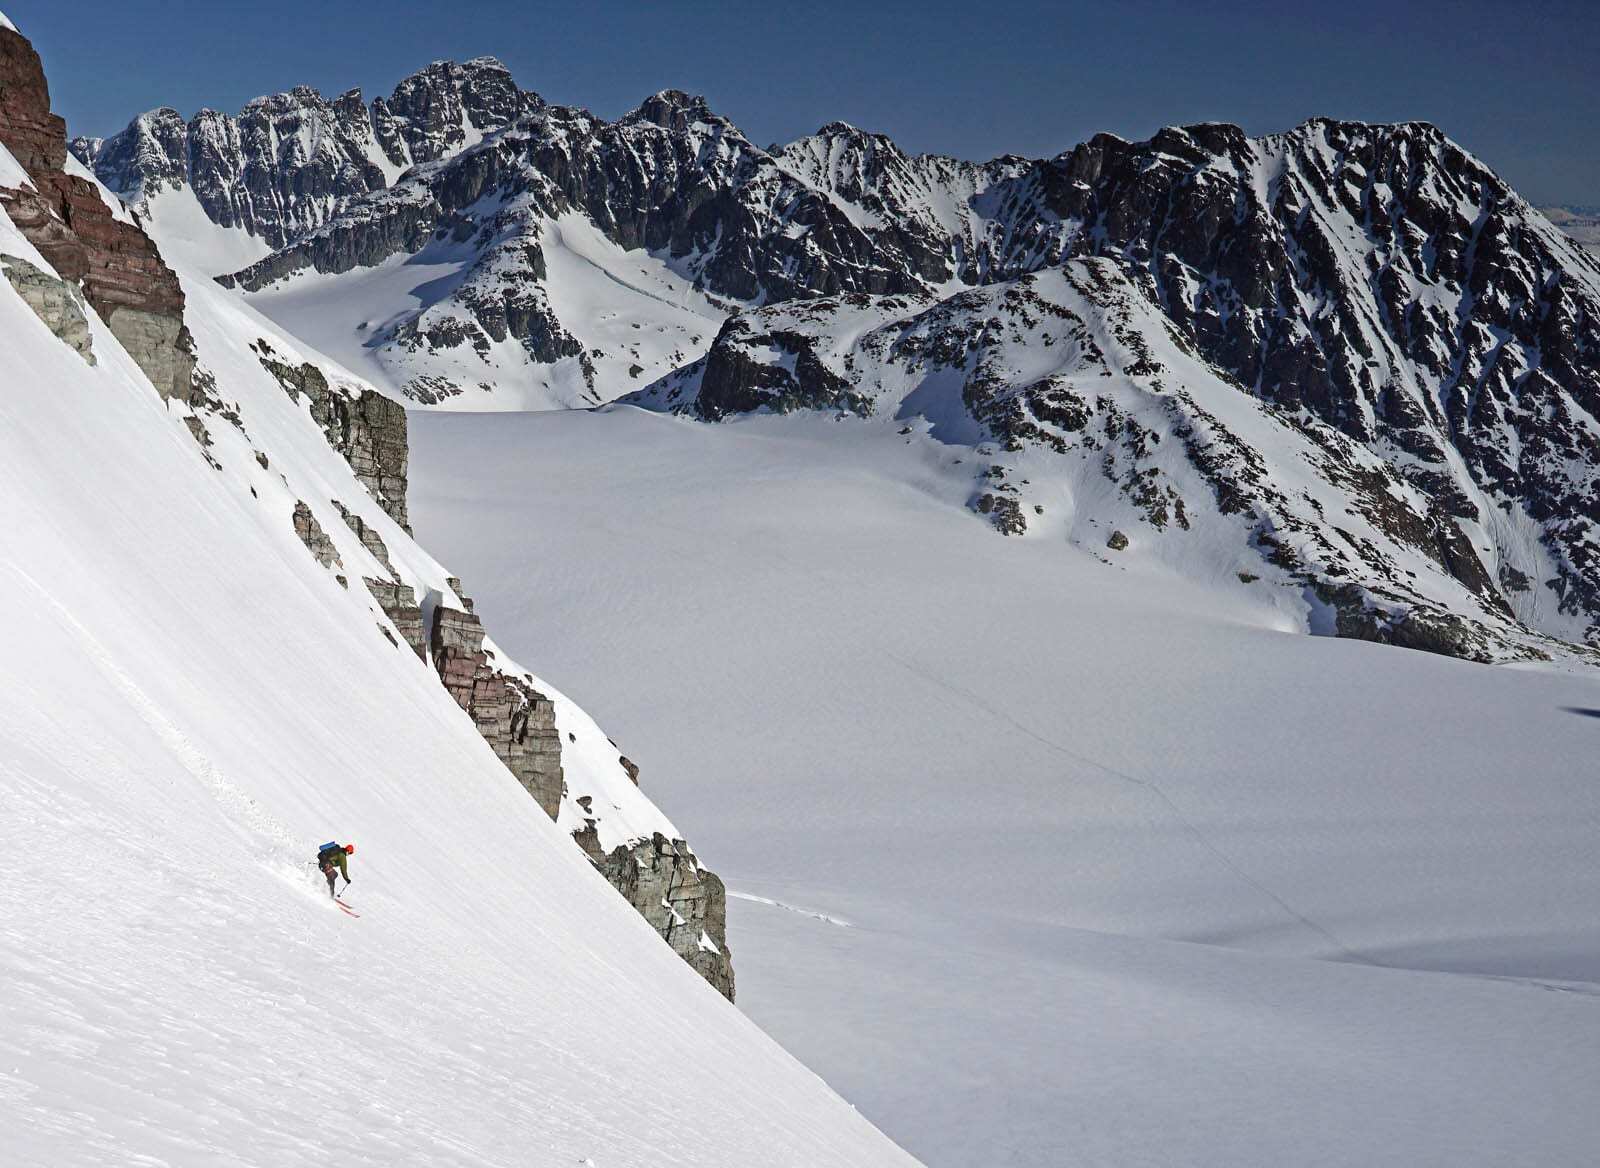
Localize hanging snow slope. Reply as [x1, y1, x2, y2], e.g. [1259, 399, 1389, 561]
[0, 206, 915, 1166]
[410, 404, 1600, 1168]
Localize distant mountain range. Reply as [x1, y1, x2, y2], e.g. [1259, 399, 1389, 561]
[1540, 205, 1600, 257]
[71, 58, 1600, 663]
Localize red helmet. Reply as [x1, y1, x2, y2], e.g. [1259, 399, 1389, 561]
[345, 844, 355, 854]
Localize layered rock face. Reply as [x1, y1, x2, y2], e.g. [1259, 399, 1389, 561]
[72, 57, 535, 251]
[254, 342, 410, 530]
[577, 829, 735, 1000]
[430, 602, 565, 817]
[425, 594, 736, 997]
[0, 23, 192, 397]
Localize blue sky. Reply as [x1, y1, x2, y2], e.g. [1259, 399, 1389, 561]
[7, 0, 1596, 204]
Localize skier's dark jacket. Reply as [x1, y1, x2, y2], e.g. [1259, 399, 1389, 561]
[318, 842, 350, 881]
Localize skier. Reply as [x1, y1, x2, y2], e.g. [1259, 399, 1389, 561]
[317, 841, 354, 898]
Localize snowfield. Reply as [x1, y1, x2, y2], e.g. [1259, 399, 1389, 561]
[410, 405, 1600, 1168]
[241, 209, 726, 412]
[0, 203, 917, 1167]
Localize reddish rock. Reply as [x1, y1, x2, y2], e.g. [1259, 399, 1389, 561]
[0, 25, 192, 398]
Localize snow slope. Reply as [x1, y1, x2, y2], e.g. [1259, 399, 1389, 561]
[410, 405, 1600, 1168]
[240, 207, 725, 411]
[137, 183, 275, 276]
[0, 207, 916, 1166]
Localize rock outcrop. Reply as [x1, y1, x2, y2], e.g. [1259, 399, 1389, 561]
[365, 577, 426, 658]
[291, 500, 342, 569]
[576, 829, 735, 1000]
[424, 591, 736, 997]
[254, 341, 410, 530]
[0, 251, 92, 360]
[429, 602, 566, 817]
[331, 499, 397, 577]
[0, 22, 193, 397]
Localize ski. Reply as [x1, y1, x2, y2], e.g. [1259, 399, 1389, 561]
[334, 898, 361, 918]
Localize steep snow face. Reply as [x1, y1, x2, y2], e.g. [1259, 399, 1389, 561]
[0, 205, 911, 1163]
[137, 181, 276, 274]
[409, 402, 1600, 1168]
[0, 139, 29, 189]
[633, 261, 1592, 659]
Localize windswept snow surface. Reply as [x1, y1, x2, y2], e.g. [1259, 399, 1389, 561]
[410, 406, 1600, 1168]
[140, 183, 275, 276]
[0, 219, 917, 1167]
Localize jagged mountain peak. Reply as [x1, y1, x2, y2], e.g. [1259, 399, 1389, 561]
[405, 54, 512, 76]
[71, 53, 548, 263]
[624, 88, 722, 130]
[810, 119, 891, 143]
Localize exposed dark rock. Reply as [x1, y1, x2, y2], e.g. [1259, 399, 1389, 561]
[426, 597, 734, 994]
[291, 501, 342, 569]
[255, 344, 410, 530]
[694, 315, 873, 420]
[74, 57, 536, 252]
[573, 829, 735, 1000]
[429, 604, 566, 818]
[364, 577, 426, 659]
[331, 499, 396, 578]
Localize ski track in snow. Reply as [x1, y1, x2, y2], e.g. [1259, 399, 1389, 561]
[5, 561, 301, 863]
[729, 892, 854, 928]
[879, 647, 1374, 965]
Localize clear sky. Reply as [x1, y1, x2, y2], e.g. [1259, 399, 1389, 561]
[6, 0, 1596, 205]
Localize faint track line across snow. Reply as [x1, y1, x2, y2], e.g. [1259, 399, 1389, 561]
[728, 891, 853, 927]
[5, 562, 302, 860]
[882, 648, 1382, 967]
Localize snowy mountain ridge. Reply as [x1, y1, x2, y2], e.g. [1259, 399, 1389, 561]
[76, 59, 1600, 660]
[72, 56, 534, 262]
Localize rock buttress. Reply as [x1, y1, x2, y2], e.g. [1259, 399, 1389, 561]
[0, 24, 194, 398]
[429, 601, 736, 997]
